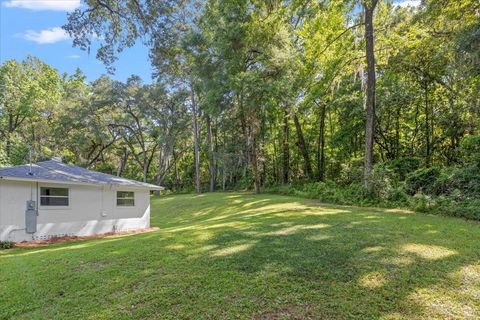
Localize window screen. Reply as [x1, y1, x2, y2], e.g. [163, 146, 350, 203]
[117, 191, 135, 206]
[40, 187, 69, 206]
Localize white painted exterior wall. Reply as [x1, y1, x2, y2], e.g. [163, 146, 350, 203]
[0, 179, 151, 242]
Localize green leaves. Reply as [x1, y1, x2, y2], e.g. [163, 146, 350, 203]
[1, 0, 479, 193]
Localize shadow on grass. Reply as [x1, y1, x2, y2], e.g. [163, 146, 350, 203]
[153, 193, 480, 318]
[1, 192, 479, 319]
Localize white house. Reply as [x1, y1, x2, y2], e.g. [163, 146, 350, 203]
[0, 158, 162, 242]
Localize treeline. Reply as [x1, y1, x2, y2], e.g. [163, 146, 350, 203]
[1, 0, 479, 218]
[0, 59, 190, 185]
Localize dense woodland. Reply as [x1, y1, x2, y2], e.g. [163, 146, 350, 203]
[1, 0, 479, 218]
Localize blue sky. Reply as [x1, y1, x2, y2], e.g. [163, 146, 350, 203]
[0, 0, 153, 83]
[0, 0, 420, 84]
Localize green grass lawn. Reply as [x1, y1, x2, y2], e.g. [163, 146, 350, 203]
[1, 193, 479, 319]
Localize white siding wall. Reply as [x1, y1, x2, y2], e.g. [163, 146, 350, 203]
[0, 180, 150, 242]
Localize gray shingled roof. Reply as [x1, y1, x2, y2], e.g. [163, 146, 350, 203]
[0, 160, 163, 190]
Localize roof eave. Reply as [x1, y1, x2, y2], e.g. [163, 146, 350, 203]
[143, 185, 165, 191]
[0, 176, 165, 191]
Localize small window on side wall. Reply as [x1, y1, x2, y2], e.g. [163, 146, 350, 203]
[117, 191, 135, 206]
[40, 187, 69, 206]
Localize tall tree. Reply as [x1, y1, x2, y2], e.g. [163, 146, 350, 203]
[0, 57, 61, 162]
[362, 0, 378, 192]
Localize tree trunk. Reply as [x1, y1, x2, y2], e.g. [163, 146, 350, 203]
[173, 148, 180, 191]
[240, 96, 249, 178]
[363, 0, 378, 192]
[206, 114, 216, 192]
[118, 147, 128, 177]
[282, 108, 290, 184]
[293, 112, 313, 180]
[6, 114, 13, 157]
[395, 106, 401, 159]
[142, 151, 148, 182]
[247, 105, 261, 194]
[222, 128, 227, 191]
[222, 165, 226, 191]
[424, 83, 430, 167]
[5, 135, 11, 159]
[317, 103, 326, 181]
[142, 165, 148, 182]
[190, 83, 201, 193]
[251, 134, 261, 194]
[272, 134, 278, 182]
[156, 142, 171, 187]
[214, 118, 219, 175]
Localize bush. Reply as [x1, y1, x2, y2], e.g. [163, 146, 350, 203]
[338, 158, 364, 185]
[449, 199, 480, 220]
[405, 167, 440, 195]
[386, 186, 409, 203]
[460, 134, 480, 167]
[0, 241, 14, 250]
[409, 195, 480, 220]
[264, 161, 479, 221]
[409, 193, 433, 212]
[312, 181, 365, 205]
[233, 175, 254, 191]
[264, 179, 408, 208]
[450, 165, 480, 197]
[431, 167, 457, 196]
[250, 158, 480, 221]
[368, 165, 397, 200]
[384, 157, 421, 181]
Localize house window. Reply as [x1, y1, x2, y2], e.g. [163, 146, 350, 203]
[40, 187, 69, 206]
[117, 191, 135, 206]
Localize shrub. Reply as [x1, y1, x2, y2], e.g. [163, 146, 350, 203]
[233, 175, 254, 191]
[368, 165, 397, 200]
[426, 197, 480, 220]
[432, 167, 456, 196]
[0, 241, 14, 250]
[409, 193, 432, 212]
[224, 155, 480, 221]
[450, 165, 480, 197]
[460, 134, 480, 167]
[451, 199, 480, 220]
[266, 180, 398, 207]
[386, 186, 409, 204]
[264, 175, 478, 221]
[405, 167, 440, 195]
[338, 158, 364, 185]
[385, 157, 421, 181]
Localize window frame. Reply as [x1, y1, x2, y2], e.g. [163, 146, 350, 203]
[39, 186, 70, 208]
[116, 191, 135, 207]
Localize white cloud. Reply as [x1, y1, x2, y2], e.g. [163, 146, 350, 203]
[394, 0, 421, 8]
[68, 54, 81, 59]
[3, 0, 80, 11]
[19, 27, 70, 44]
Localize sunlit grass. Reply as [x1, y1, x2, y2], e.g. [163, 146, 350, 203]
[401, 243, 457, 260]
[1, 192, 479, 319]
[359, 271, 388, 289]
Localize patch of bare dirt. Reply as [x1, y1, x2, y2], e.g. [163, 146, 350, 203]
[255, 304, 316, 320]
[14, 227, 160, 248]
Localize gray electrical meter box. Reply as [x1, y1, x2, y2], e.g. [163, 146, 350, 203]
[25, 200, 37, 234]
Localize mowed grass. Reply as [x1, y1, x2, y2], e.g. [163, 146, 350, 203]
[1, 193, 480, 319]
